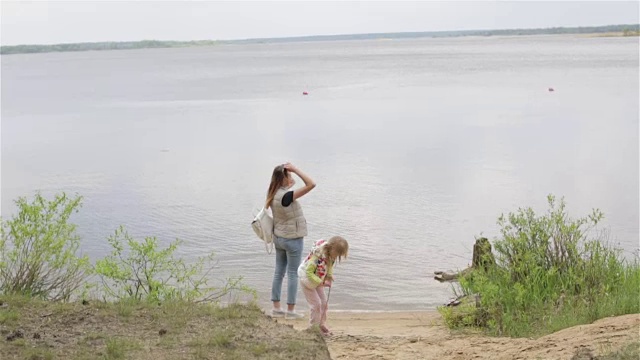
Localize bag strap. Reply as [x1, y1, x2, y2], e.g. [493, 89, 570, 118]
[266, 207, 274, 254]
[268, 213, 275, 254]
[266, 241, 273, 254]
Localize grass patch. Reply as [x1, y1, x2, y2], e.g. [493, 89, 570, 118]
[0, 309, 20, 325]
[80, 332, 106, 346]
[0, 296, 330, 360]
[190, 346, 209, 360]
[10, 338, 27, 347]
[597, 343, 640, 360]
[104, 337, 142, 359]
[188, 329, 236, 359]
[189, 329, 235, 349]
[286, 340, 305, 352]
[570, 343, 640, 360]
[251, 343, 269, 356]
[114, 300, 136, 318]
[441, 195, 640, 338]
[22, 347, 55, 360]
[209, 330, 234, 348]
[157, 334, 180, 349]
[0, 294, 33, 308]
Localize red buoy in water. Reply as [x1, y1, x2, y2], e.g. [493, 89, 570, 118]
[302, 91, 308, 95]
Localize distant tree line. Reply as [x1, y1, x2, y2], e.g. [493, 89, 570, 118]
[0, 40, 219, 55]
[2, 24, 638, 55]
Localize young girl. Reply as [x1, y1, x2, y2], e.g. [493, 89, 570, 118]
[298, 236, 349, 336]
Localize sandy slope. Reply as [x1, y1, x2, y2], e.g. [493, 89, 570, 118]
[291, 311, 640, 359]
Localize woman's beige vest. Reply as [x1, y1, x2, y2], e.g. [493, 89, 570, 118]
[271, 188, 307, 239]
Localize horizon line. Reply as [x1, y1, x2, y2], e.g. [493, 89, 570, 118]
[3, 22, 639, 47]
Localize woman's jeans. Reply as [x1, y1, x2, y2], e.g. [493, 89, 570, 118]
[271, 236, 304, 305]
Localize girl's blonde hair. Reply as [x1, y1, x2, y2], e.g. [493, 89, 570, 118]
[324, 236, 349, 263]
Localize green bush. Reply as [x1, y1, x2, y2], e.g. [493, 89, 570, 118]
[445, 195, 640, 337]
[0, 192, 254, 305]
[94, 226, 253, 303]
[0, 192, 90, 301]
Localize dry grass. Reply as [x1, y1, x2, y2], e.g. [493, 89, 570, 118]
[596, 343, 640, 360]
[0, 295, 330, 360]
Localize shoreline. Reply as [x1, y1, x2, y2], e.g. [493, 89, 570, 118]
[323, 309, 438, 313]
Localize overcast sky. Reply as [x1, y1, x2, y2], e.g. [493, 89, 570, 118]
[1, 1, 639, 45]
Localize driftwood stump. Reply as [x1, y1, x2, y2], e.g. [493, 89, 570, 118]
[435, 238, 495, 325]
[472, 237, 495, 271]
[433, 237, 495, 282]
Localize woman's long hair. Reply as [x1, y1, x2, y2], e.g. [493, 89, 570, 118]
[265, 165, 288, 209]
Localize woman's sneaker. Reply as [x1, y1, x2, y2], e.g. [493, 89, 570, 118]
[285, 311, 305, 320]
[271, 309, 285, 318]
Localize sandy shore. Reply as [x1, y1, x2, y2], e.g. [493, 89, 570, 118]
[289, 311, 640, 359]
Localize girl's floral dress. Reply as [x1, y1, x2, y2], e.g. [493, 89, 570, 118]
[298, 239, 333, 288]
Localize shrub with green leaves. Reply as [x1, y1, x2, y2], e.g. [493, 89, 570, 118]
[444, 195, 640, 337]
[0, 192, 90, 301]
[95, 226, 252, 303]
[494, 195, 605, 282]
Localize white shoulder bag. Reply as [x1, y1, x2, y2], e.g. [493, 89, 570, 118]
[251, 207, 274, 254]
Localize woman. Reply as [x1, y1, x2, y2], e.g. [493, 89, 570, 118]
[266, 162, 316, 319]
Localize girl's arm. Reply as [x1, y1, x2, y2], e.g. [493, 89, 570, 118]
[284, 163, 316, 201]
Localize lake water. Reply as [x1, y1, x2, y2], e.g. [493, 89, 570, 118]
[2, 35, 638, 311]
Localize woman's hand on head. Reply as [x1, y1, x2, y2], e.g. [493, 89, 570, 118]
[283, 162, 298, 173]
